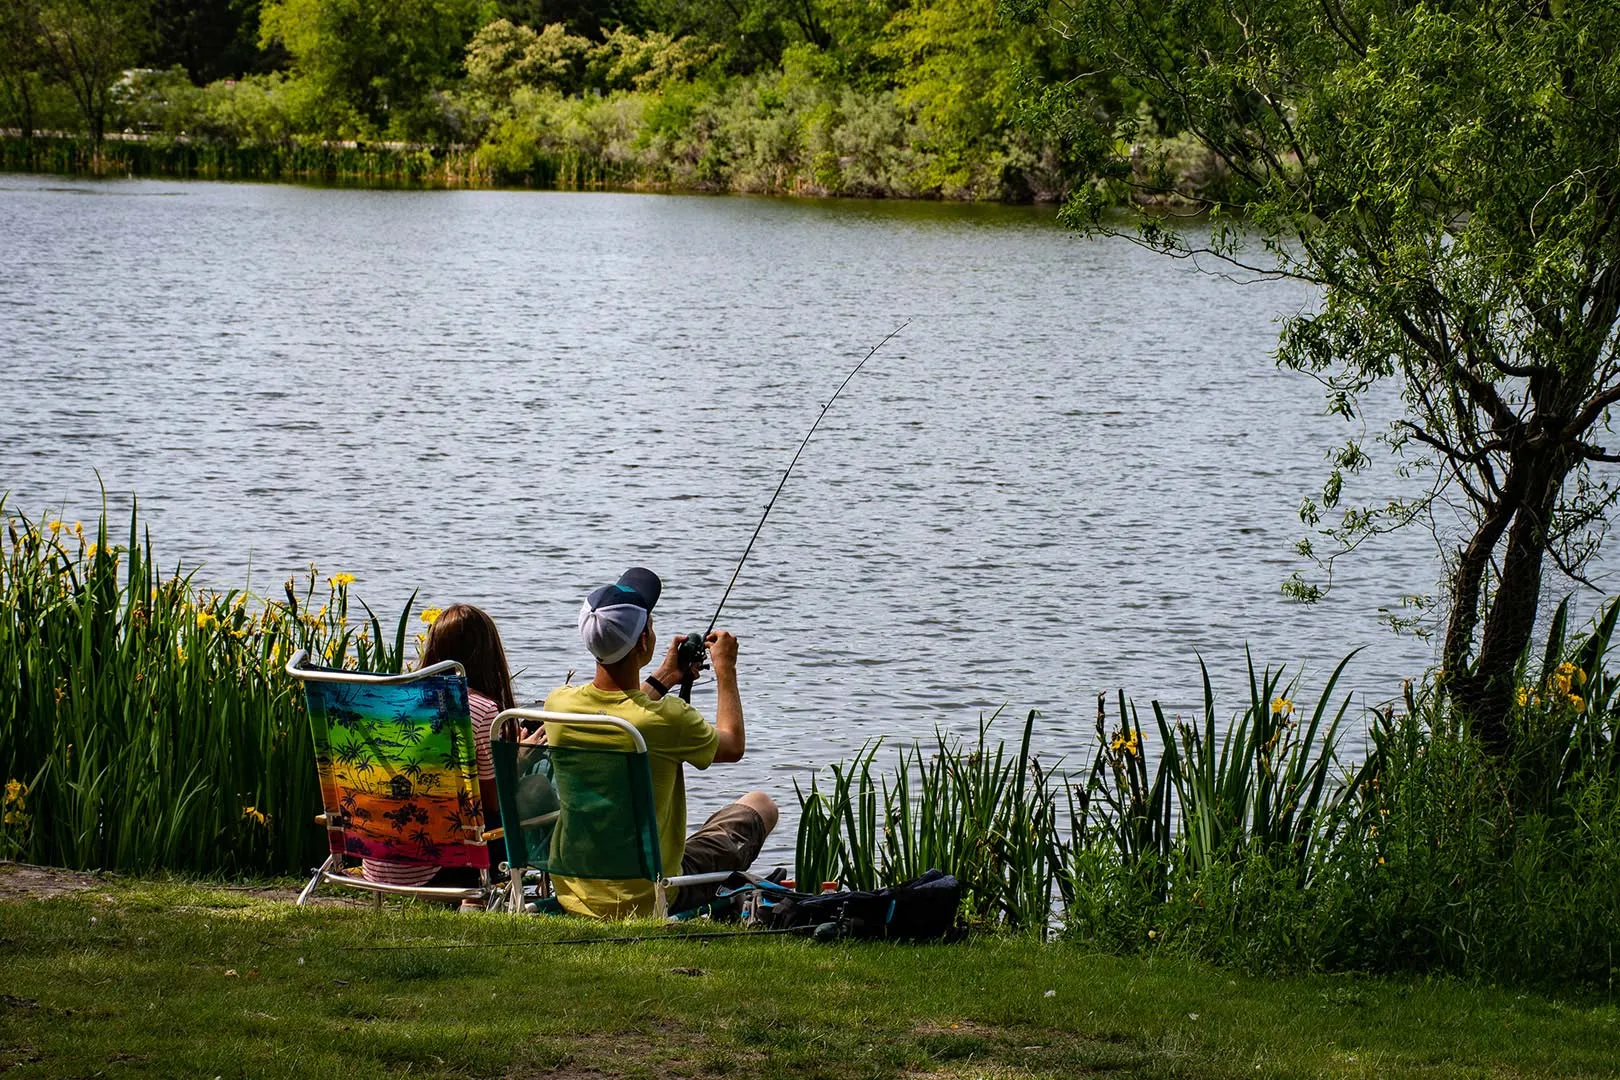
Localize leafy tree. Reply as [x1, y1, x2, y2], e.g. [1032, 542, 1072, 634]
[637, 0, 902, 73]
[145, 0, 266, 82]
[465, 18, 717, 98]
[257, 0, 485, 134]
[492, 0, 639, 38]
[33, 0, 148, 141]
[877, 0, 1049, 195]
[1042, 0, 1620, 758]
[0, 0, 48, 137]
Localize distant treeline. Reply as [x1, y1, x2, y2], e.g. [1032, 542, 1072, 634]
[0, 0, 1225, 200]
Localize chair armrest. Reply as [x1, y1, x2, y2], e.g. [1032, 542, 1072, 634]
[482, 827, 505, 842]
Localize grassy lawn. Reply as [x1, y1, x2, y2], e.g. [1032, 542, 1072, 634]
[0, 867, 1615, 1079]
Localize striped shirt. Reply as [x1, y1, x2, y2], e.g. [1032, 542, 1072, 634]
[361, 690, 498, 886]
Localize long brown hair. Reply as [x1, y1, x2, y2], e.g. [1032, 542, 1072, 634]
[420, 603, 515, 711]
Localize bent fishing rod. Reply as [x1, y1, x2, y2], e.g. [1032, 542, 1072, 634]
[675, 319, 910, 699]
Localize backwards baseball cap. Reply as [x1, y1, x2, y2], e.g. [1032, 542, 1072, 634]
[578, 567, 663, 664]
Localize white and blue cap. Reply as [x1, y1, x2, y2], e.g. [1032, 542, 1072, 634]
[578, 567, 663, 664]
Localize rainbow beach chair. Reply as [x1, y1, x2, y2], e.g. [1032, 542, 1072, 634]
[286, 650, 500, 908]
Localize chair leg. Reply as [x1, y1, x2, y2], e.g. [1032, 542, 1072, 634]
[371, 888, 384, 911]
[653, 880, 669, 921]
[296, 855, 337, 906]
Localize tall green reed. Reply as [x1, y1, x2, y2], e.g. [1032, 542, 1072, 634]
[0, 500, 416, 875]
[797, 657, 1361, 937]
[794, 710, 1072, 931]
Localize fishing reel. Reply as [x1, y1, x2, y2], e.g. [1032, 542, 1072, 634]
[676, 631, 706, 700]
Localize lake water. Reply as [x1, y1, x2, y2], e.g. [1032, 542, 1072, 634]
[2, 176, 1476, 862]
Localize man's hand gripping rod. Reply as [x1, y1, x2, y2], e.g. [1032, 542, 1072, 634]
[675, 320, 911, 700]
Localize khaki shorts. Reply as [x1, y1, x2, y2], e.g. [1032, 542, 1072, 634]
[677, 801, 770, 907]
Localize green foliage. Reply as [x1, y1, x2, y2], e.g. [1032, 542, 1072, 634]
[1064, 611, 1620, 990]
[257, 0, 487, 136]
[0, 500, 418, 876]
[876, 0, 1034, 196]
[465, 18, 720, 99]
[146, 0, 266, 82]
[14, 0, 149, 140]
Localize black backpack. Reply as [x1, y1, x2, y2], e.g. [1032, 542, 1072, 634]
[764, 869, 965, 942]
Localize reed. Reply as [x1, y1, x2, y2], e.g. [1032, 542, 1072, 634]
[0, 499, 415, 876]
[0, 136, 493, 186]
[794, 709, 1073, 931]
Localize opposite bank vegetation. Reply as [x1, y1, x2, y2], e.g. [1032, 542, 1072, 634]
[0, 0, 1220, 199]
[3, 501, 1616, 996]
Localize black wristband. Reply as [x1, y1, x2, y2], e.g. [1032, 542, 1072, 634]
[645, 674, 669, 697]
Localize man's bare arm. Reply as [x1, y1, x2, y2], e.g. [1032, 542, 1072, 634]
[707, 630, 745, 763]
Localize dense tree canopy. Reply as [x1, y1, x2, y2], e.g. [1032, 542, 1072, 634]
[1043, 0, 1620, 757]
[257, 0, 485, 133]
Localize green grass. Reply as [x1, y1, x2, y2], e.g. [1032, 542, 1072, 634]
[0, 872, 1617, 1079]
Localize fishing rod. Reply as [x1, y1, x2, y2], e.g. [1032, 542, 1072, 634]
[675, 319, 911, 699]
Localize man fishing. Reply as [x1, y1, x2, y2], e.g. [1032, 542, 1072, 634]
[542, 567, 778, 919]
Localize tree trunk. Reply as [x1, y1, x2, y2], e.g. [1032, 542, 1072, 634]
[1446, 449, 1570, 756]
[16, 75, 34, 140]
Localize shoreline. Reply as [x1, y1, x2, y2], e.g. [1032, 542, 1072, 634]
[0, 133, 1065, 202]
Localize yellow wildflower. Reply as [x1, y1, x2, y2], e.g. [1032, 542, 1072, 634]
[4, 779, 24, 805]
[1516, 686, 1530, 708]
[3, 810, 21, 825]
[85, 543, 98, 559]
[420, 607, 443, 626]
[72, 521, 83, 537]
[1271, 697, 1294, 717]
[328, 573, 356, 589]
[1570, 694, 1587, 714]
[196, 611, 219, 630]
[242, 806, 268, 826]
[46, 520, 62, 535]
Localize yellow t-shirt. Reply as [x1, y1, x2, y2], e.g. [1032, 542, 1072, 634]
[541, 682, 719, 918]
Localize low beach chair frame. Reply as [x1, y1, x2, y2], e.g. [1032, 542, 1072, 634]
[491, 709, 732, 918]
[287, 650, 497, 909]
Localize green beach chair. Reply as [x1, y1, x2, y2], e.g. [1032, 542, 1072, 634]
[489, 709, 733, 917]
[286, 650, 498, 908]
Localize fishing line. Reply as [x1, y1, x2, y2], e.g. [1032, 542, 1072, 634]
[337, 926, 813, 951]
[704, 319, 909, 636]
[677, 319, 910, 695]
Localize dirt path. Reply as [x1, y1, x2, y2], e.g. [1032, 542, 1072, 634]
[0, 862, 103, 901]
[0, 862, 364, 905]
